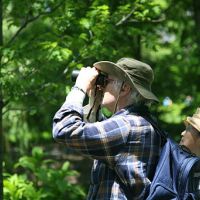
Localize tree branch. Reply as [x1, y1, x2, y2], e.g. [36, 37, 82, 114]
[116, 5, 167, 26]
[127, 16, 166, 24]
[7, 2, 63, 46]
[116, 8, 135, 26]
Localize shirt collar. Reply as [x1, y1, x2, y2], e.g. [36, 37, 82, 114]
[113, 104, 149, 116]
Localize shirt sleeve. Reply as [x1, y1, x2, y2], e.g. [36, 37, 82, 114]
[65, 86, 86, 106]
[52, 91, 131, 164]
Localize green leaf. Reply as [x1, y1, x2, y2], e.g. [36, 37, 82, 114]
[62, 161, 70, 171]
[32, 146, 44, 159]
[80, 18, 90, 29]
[15, 156, 37, 171]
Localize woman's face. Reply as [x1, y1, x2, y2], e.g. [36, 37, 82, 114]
[180, 124, 200, 156]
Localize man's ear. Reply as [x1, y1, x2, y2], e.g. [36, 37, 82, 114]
[120, 83, 131, 96]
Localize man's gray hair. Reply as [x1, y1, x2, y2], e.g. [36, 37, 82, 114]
[128, 89, 152, 107]
[113, 79, 152, 107]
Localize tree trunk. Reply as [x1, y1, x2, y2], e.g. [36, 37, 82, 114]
[193, 0, 200, 54]
[0, 0, 3, 198]
[133, 35, 141, 60]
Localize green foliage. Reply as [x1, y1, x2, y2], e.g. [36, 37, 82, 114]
[4, 147, 86, 200]
[158, 103, 186, 125]
[2, 0, 200, 196]
[4, 174, 43, 200]
[3, 109, 52, 159]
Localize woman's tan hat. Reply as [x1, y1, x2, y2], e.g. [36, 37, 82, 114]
[185, 108, 200, 132]
[94, 57, 159, 103]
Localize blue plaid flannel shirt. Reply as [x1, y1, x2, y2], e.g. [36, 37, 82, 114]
[53, 88, 162, 200]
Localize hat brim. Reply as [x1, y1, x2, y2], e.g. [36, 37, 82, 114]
[94, 61, 159, 103]
[185, 117, 200, 133]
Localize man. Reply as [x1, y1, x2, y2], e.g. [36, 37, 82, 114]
[180, 108, 200, 198]
[180, 108, 200, 156]
[52, 58, 163, 199]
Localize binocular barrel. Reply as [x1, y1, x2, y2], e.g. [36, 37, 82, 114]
[71, 69, 107, 87]
[71, 70, 80, 82]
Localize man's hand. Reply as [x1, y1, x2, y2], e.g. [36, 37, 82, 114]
[75, 67, 99, 95]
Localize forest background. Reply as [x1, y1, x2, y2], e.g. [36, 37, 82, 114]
[1, 0, 200, 199]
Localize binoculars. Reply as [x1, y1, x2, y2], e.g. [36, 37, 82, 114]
[71, 69, 108, 87]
